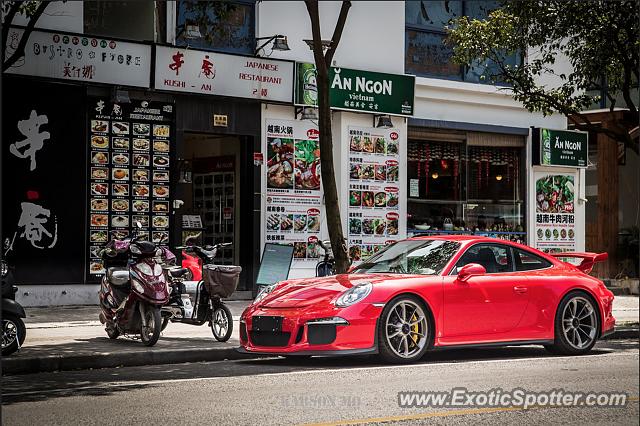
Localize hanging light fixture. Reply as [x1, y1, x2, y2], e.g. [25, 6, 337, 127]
[185, 21, 202, 40]
[431, 172, 439, 179]
[255, 34, 290, 55]
[374, 114, 393, 128]
[495, 174, 503, 181]
[294, 106, 318, 120]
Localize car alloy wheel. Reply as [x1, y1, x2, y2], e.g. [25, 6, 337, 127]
[383, 298, 429, 360]
[561, 296, 597, 350]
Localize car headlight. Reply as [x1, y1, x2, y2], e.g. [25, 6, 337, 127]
[131, 279, 145, 294]
[335, 282, 372, 307]
[254, 283, 277, 304]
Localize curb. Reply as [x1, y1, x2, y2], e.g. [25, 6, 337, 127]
[4, 327, 637, 376]
[603, 326, 639, 340]
[1, 346, 264, 376]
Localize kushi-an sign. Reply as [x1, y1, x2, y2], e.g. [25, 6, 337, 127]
[155, 46, 294, 103]
[533, 128, 588, 168]
[4, 27, 151, 87]
[295, 62, 415, 116]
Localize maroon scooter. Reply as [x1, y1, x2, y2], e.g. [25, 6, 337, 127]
[98, 223, 170, 346]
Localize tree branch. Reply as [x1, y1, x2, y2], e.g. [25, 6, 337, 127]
[2, 1, 48, 72]
[304, 0, 327, 74]
[1, 1, 21, 64]
[324, 0, 351, 68]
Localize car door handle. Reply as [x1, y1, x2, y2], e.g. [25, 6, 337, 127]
[513, 286, 528, 294]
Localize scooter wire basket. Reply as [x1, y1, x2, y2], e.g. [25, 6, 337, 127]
[202, 264, 242, 298]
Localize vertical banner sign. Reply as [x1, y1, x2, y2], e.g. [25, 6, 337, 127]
[533, 172, 577, 252]
[1, 79, 85, 284]
[87, 99, 175, 278]
[265, 119, 322, 265]
[347, 126, 403, 262]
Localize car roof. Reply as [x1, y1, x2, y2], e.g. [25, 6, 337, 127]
[407, 234, 557, 260]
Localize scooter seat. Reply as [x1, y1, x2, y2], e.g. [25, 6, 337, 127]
[169, 267, 190, 278]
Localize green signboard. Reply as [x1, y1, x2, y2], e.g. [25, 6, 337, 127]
[535, 128, 588, 168]
[295, 62, 415, 116]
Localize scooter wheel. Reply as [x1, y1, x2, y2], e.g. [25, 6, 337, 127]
[210, 303, 233, 342]
[140, 307, 162, 347]
[160, 316, 170, 332]
[106, 326, 120, 339]
[2, 314, 26, 356]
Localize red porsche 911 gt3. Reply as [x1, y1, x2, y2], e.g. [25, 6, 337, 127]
[239, 236, 615, 363]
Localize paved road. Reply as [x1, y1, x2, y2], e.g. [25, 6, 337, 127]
[2, 339, 637, 425]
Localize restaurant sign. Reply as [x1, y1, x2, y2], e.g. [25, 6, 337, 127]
[155, 46, 294, 103]
[4, 27, 152, 88]
[295, 62, 415, 116]
[533, 128, 588, 168]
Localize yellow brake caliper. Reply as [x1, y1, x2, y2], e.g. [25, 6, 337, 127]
[409, 312, 420, 347]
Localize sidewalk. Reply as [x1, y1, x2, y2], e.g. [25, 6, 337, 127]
[2, 297, 638, 376]
[2, 301, 254, 375]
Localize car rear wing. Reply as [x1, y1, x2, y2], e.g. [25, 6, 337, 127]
[549, 252, 608, 274]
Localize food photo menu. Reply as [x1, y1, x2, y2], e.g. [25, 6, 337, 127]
[87, 99, 174, 277]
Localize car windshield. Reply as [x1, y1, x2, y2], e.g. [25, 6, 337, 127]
[351, 240, 460, 275]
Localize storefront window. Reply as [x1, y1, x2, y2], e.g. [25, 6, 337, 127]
[407, 136, 526, 243]
[405, 0, 520, 84]
[176, 0, 255, 55]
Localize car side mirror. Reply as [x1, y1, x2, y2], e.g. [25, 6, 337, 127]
[457, 263, 486, 283]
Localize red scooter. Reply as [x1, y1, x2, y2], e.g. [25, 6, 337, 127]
[98, 224, 170, 346]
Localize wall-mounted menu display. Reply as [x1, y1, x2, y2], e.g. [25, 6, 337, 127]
[265, 119, 323, 266]
[347, 126, 403, 263]
[87, 99, 174, 277]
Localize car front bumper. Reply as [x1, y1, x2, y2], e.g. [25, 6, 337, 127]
[239, 303, 381, 354]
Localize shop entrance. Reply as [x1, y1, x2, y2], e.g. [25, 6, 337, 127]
[179, 133, 246, 281]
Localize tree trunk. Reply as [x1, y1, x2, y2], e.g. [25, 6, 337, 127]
[596, 122, 619, 278]
[305, 0, 352, 274]
[316, 60, 350, 274]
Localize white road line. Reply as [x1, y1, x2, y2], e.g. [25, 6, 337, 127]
[4, 350, 637, 398]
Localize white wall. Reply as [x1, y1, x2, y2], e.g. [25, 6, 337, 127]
[256, 1, 405, 73]
[413, 77, 567, 130]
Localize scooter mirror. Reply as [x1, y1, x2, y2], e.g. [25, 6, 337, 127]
[3, 238, 9, 250]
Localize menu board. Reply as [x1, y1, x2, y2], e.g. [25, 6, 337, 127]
[265, 119, 322, 265]
[347, 126, 402, 262]
[533, 172, 577, 252]
[87, 99, 174, 276]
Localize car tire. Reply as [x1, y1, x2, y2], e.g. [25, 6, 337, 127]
[546, 290, 600, 355]
[2, 314, 26, 356]
[377, 295, 433, 364]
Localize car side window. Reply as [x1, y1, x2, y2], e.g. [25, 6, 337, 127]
[453, 244, 513, 274]
[514, 248, 552, 271]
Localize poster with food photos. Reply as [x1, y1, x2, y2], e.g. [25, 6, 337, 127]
[533, 172, 577, 252]
[87, 98, 174, 278]
[347, 126, 403, 263]
[265, 119, 323, 264]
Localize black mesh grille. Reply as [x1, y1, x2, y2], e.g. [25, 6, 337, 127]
[240, 322, 247, 342]
[250, 331, 291, 347]
[307, 324, 336, 345]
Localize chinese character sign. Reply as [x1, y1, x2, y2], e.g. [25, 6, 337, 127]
[4, 28, 151, 87]
[1, 79, 86, 284]
[155, 46, 293, 103]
